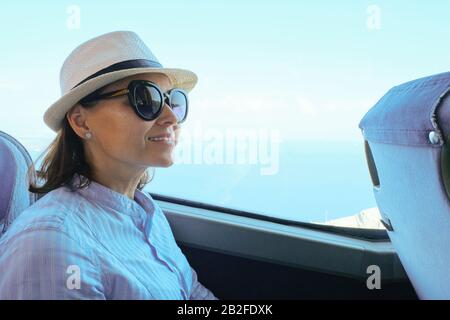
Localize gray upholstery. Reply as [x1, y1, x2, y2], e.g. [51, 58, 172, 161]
[359, 71, 450, 299]
[0, 131, 37, 235]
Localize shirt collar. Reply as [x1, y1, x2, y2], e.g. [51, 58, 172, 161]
[134, 188, 156, 214]
[74, 175, 155, 218]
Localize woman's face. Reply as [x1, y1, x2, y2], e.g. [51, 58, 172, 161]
[70, 73, 181, 171]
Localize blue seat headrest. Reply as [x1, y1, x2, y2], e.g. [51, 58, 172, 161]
[0, 131, 37, 235]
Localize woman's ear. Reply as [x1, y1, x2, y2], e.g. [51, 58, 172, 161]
[66, 104, 91, 139]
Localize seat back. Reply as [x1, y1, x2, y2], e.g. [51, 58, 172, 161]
[359, 71, 450, 299]
[0, 131, 37, 235]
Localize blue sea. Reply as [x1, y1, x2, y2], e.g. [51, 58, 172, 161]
[22, 138, 376, 224]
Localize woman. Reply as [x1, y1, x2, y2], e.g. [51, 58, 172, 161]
[0, 31, 217, 300]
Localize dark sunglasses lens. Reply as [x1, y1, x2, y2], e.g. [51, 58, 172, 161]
[133, 85, 162, 119]
[170, 90, 188, 122]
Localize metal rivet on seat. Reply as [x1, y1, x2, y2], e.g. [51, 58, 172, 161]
[429, 131, 440, 145]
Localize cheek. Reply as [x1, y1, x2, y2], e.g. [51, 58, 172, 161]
[175, 128, 181, 142]
[91, 106, 151, 155]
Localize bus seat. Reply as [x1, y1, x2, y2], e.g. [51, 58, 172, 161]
[0, 131, 37, 236]
[359, 71, 450, 299]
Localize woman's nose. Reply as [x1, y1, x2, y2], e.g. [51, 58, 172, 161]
[157, 103, 178, 125]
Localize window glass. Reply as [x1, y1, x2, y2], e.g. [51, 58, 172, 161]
[2, 1, 449, 228]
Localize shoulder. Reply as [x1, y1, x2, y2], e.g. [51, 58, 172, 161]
[0, 185, 101, 281]
[0, 186, 90, 246]
[0, 186, 109, 299]
[0, 186, 106, 299]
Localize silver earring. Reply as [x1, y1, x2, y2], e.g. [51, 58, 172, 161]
[85, 132, 92, 139]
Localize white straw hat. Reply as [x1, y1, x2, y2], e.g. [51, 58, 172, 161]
[44, 31, 198, 132]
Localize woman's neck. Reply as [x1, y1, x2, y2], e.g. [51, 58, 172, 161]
[84, 143, 147, 200]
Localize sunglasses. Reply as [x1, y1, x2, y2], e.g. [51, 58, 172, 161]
[79, 80, 189, 123]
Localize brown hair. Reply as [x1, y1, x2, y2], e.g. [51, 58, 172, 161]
[28, 104, 152, 195]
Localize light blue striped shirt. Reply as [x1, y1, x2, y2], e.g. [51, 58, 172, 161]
[0, 177, 218, 300]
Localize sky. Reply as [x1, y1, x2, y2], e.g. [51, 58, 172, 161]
[1, 0, 450, 142]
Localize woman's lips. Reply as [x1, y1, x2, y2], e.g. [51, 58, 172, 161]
[147, 136, 176, 145]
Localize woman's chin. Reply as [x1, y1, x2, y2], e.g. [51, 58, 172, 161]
[148, 157, 174, 168]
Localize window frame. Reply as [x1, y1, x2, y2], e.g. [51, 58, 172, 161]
[150, 193, 388, 241]
[152, 193, 407, 281]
